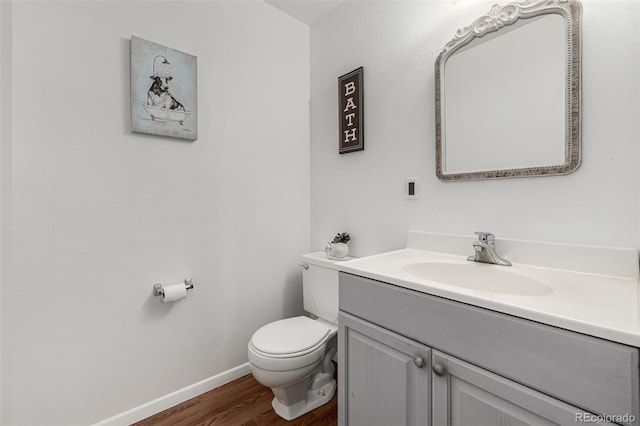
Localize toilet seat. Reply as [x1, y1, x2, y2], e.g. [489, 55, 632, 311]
[248, 316, 337, 371]
[251, 316, 332, 357]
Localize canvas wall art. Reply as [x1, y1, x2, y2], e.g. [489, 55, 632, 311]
[338, 67, 364, 154]
[130, 36, 198, 141]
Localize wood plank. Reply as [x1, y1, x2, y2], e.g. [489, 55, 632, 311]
[134, 371, 337, 426]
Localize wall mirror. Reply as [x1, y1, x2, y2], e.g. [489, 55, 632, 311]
[435, 0, 582, 181]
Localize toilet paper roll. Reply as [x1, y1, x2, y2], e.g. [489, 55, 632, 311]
[162, 283, 187, 303]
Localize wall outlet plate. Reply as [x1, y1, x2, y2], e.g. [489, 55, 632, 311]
[406, 178, 419, 200]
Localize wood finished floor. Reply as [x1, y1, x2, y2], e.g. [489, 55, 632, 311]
[133, 374, 338, 426]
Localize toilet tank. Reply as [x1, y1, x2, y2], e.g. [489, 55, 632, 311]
[301, 252, 348, 325]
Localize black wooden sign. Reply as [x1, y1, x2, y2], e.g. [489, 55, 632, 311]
[338, 67, 364, 154]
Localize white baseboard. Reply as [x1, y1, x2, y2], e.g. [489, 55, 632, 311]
[95, 363, 251, 426]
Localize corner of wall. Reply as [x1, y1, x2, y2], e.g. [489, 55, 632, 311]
[638, 1, 640, 251]
[0, 0, 13, 423]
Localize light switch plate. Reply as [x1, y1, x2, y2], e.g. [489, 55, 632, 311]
[406, 178, 419, 200]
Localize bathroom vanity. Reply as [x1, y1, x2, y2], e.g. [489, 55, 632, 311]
[336, 232, 640, 426]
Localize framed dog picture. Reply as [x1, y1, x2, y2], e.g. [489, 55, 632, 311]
[338, 67, 364, 154]
[130, 36, 197, 141]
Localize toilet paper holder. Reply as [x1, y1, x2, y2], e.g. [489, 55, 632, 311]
[153, 278, 194, 297]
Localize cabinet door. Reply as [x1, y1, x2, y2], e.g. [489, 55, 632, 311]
[432, 351, 616, 426]
[339, 312, 431, 426]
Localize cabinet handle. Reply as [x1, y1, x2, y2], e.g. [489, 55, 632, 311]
[413, 357, 424, 368]
[432, 363, 446, 377]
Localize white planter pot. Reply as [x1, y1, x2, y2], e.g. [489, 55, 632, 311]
[326, 242, 349, 260]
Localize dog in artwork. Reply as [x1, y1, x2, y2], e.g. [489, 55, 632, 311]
[147, 75, 185, 111]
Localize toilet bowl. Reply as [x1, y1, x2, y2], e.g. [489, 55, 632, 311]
[248, 317, 338, 420]
[247, 252, 345, 420]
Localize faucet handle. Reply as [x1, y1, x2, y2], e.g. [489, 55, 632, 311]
[474, 232, 495, 244]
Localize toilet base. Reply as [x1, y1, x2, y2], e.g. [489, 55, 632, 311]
[271, 379, 336, 421]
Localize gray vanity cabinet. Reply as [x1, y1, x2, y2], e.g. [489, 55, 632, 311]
[338, 272, 639, 426]
[432, 351, 613, 426]
[339, 312, 431, 426]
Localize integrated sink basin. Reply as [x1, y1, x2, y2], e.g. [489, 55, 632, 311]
[335, 231, 640, 346]
[401, 261, 553, 295]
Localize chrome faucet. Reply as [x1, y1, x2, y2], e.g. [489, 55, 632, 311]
[467, 232, 511, 266]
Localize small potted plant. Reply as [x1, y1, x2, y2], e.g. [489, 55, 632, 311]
[326, 232, 351, 260]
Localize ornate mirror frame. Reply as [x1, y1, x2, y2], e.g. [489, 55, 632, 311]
[435, 0, 582, 181]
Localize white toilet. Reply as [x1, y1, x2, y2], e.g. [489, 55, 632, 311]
[247, 252, 342, 421]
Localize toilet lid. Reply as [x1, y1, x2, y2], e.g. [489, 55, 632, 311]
[251, 316, 331, 356]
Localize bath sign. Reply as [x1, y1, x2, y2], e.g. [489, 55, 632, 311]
[338, 67, 364, 154]
[130, 36, 198, 141]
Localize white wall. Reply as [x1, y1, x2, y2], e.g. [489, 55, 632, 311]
[311, 0, 640, 256]
[1, 1, 310, 424]
[0, 1, 11, 423]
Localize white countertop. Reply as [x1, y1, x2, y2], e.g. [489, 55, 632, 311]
[335, 232, 640, 347]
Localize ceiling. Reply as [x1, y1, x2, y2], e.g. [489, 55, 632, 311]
[264, 0, 345, 26]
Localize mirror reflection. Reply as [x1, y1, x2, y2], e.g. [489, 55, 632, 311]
[435, 0, 582, 181]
